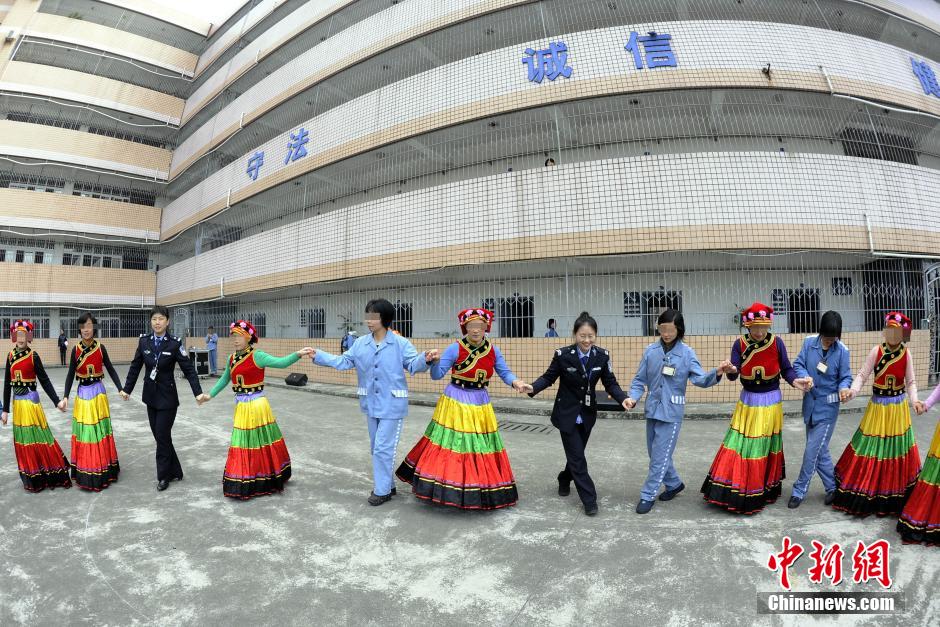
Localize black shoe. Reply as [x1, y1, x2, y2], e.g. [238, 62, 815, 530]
[658, 482, 686, 501]
[584, 503, 598, 516]
[636, 499, 655, 514]
[788, 495, 803, 509]
[157, 480, 169, 491]
[557, 472, 571, 497]
[824, 490, 836, 505]
[172, 474, 184, 482]
[391, 487, 397, 496]
[368, 491, 392, 506]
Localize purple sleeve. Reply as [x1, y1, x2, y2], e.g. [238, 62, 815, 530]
[727, 339, 742, 382]
[925, 383, 940, 411]
[777, 337, 797, 385]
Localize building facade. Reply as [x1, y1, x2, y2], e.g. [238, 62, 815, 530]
[1, 0, 939, 398]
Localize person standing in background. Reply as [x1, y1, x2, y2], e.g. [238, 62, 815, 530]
[206, 326, 219, 376]
[57, 329, 68, 366]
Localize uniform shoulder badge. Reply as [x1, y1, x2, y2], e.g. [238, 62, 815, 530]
[555, 348, 562, 356]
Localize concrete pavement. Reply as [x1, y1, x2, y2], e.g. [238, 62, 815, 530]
[0, 368, 936, 626]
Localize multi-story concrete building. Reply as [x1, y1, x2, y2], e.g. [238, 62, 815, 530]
[1, 0, 939, 400]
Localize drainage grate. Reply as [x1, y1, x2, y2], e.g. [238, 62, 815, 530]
[497, 420, 554, 435]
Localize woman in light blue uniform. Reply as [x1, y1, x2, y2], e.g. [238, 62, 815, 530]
[788, 310, 853, 508]
[625, 309, 733, 514]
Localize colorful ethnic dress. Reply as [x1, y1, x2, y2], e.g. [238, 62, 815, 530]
[833, 343, 921, 516]
[4, 346, 71, 491]
[209, 346, 299, 499]
[897, 415, 940, 546]
[701, 333, 795, 514]
[396, 337, 518, 510]
[63, 339, 124, 490]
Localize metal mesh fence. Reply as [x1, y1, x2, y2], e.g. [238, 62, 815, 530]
[1, 0, 939, 402]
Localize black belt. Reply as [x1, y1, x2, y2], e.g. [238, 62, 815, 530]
[872, 387, 905, 397]
[232, 385, 264, 394]
[12, 383, 36, 395]
[78, 376, 103, 385]
[450, 378, 488, 389]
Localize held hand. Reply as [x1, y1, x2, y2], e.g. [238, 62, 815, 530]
[119, 391, 130, 401]
[424, 349, 441, 363]
[511, 380, 527, 394]
[914, 400, 927, 415]
[0, 411, 7, 425]
[623, 398, 636, 410]
[196, 393, 210, 406]
[297, 347, 315, 358]
[519, 383, 534, 395]
[839, 389, 852, 404]
[57, 399, 68, 411]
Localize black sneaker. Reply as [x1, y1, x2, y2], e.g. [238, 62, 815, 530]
[368, 491, 393, 506]
[824, 490, 836, 505]
[636, 499, 655, 514]
[787, 496, 803, 509]
[557, 471, 571, 497]
[584, 503, 598, 516]
[658, 482, 685, 501]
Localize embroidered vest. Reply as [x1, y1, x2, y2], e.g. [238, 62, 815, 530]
[450, 338, 496, 389]
[230, 347, 265, 393]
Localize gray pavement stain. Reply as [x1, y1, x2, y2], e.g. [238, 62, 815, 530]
[0, 368, 936, 626]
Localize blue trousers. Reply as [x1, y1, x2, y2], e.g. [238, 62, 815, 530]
[641, 418, 683, 501]
[208, 348, 218, 374]
[366, 416, 404, 497]
[791, 417, 836, 499]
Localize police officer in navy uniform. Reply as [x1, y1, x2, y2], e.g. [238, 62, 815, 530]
[122, 306, 207, 491]
[526, 312, 630, 516]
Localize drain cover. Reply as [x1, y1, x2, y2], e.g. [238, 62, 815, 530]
[497, 420, 554, 434]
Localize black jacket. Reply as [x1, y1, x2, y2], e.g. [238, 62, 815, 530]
[124, 334, 202, 409]
[530, 344, 627, 432]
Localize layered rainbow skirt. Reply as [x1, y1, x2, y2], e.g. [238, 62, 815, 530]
[832, 395, 920, 516]
[223, 391, 291, 499]
[70, 381, 119, 491]
[701, 389, 784, 514]
[897, 418, 940, 546]
[396, 384, 517, 510]
[11, 391, 71, 491]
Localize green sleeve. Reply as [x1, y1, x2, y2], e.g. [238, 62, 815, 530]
[253, 350, 301, 369]
[210, 361, 232, 398]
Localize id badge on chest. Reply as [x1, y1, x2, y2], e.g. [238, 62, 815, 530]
[584, 394, 591, 407]
[149, 353, 159, 381]
[662, 365, 676, 377]
[817, 361, 828, 374]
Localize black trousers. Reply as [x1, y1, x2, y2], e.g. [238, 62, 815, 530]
[59, 347, 66, 366]
[559, 422, 596, 506]
[147, 406, 183, 481]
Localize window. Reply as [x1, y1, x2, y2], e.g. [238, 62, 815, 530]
[393, 302, 413, 338]
[495, 294, 534, 338]
[787, 288, 820, 335]
[1, 310, 50, 339]
[6, 111, 81, 130]
[14, 250, 24, 263]
[832, 277, 853, 296]
[839, 127, 917, 166]
[301, 308, 326, 338]
[623, 291, 641, 317]
[33, 252, 44, 264]
[87, 126, 167, 149]
[642, 290, 682, 336]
